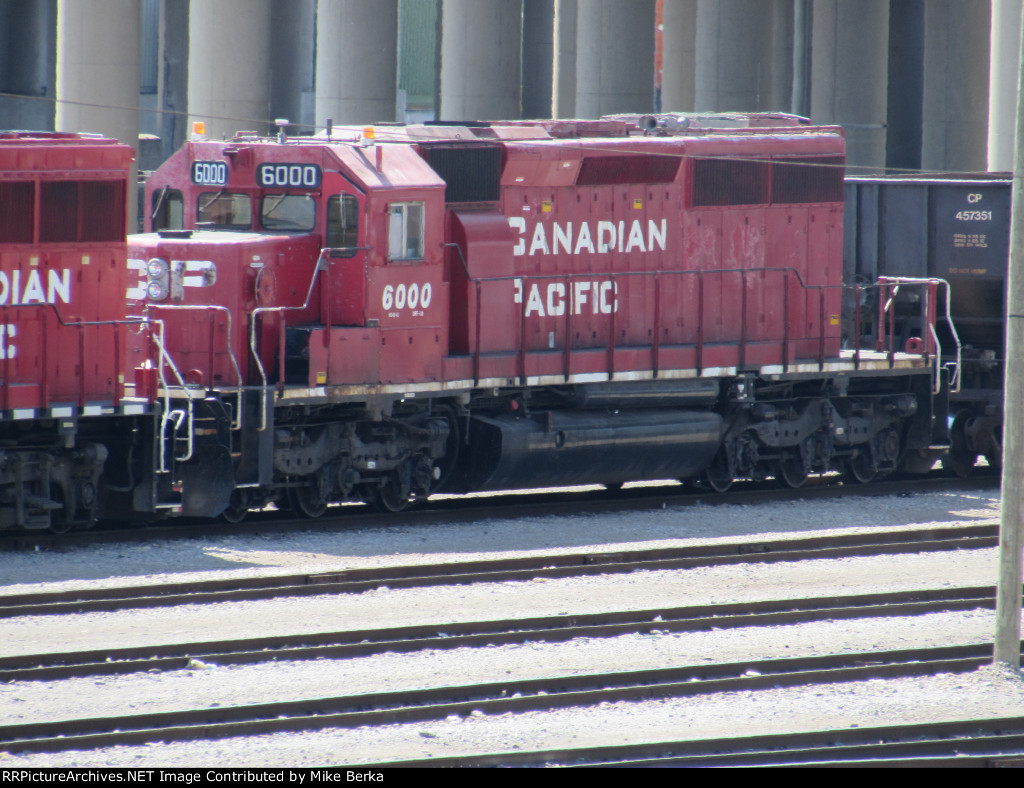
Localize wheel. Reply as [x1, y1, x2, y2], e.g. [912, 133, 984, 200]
[842, 449, 876, 484]
[288, 483, 328, 519]
[367, 474, 412, 513]
[701, 447, 733, 493]
[221, 491, 251, 524]
[876, 427, 901, 470]
[777, 454, 808, 489]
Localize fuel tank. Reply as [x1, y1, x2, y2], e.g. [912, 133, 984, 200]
[458, 409, 723, 492]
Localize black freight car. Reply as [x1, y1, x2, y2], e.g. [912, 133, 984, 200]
[844, 174, 1010, 476]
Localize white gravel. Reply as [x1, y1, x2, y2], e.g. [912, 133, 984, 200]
[2, 484, 1023, 767]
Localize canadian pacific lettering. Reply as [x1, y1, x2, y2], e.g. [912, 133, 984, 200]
[0, 268, 71, 306]
[508, 217, 667, 256]
[514, 278, 618, 317]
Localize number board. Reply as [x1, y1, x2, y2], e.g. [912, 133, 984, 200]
[257, 163, 322, 189]
[191, 161, 229, 186]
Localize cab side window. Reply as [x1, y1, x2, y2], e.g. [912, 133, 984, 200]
[151, 187, 183, 231]
[387, 202, 424, 261]
[326, 194, 359, 254]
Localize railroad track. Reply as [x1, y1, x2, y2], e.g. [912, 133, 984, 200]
[366, 716, 1024, 767]
[0, 585, 1000, 682]
[1, 640, 1017, 755]
[0, 523, 998, 618]
[0, 471, 998, 551]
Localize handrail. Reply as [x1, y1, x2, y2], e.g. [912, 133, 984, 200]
[877, 276, 962, 395]
[144, 317, 194, 468]
[23, 305, 147, 409]
[453, 266, 947, 387]
[143, 304, 245, 431]
[249, 249, 330, 430]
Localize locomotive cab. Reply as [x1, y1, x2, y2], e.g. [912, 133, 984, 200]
[128, 131, 450, 516]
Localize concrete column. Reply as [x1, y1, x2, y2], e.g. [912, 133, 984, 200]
[157, 0, 189, 163]
[439, 0, 522, 120]
[922, 0, 990, 173]
[552, 0, 577, 117]
[1, 0, 56, 130]
[522, 0, 555, 119]
[396, 0, 441, 123]
[575, 0, 656, 118]
[316, 0, 397, 128]
[695, 0, 775, 112]
[56, 0, 140, 144]
[770, 0, 794, 112]
[56, 0, 139, 229]
[660, 0, 697, 112]
[188, 0, 272, 140]
[272, 0, 316, 133]
[885, 0, 924, 171]
[137, 0, 187, 169]
[792, 0, 812, 116]
[989, 0, 1023, 171]
[810, 0, 890, 172]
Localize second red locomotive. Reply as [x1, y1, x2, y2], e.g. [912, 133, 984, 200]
[0, 132, 144, 531]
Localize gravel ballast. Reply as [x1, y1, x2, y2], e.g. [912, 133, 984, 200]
[2, 485, 1022, 767]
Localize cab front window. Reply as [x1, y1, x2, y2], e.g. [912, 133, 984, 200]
[197, 192, 251, 229]
[261, 194, 316, 232]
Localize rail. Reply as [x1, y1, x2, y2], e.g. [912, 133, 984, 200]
[450, 260, 951, 389]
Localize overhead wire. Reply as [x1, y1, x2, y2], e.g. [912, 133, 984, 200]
[0, 89, 1012, 181]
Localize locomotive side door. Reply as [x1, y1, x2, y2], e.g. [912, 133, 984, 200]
[321, 175, 367, 327]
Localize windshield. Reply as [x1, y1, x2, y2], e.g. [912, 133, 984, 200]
[197, 192, 252, 229]
[261, 194, 316, 232]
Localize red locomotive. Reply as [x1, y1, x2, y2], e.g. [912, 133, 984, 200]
[0, 132, 144, 530]
[0, 116, 958, 530]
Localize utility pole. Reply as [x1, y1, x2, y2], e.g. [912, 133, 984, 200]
[994, 6, 1024, 669]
